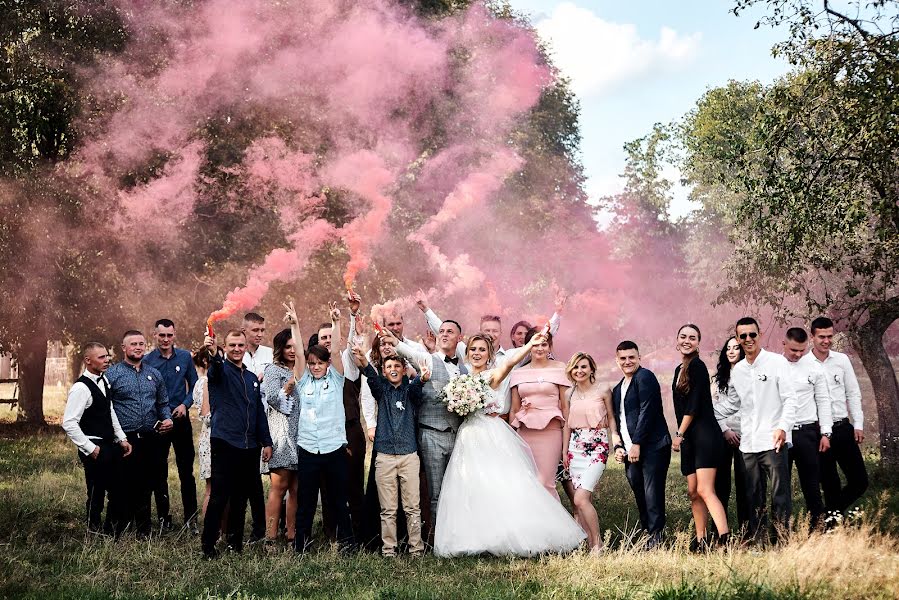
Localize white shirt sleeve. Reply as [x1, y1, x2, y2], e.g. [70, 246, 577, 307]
[110, 402, 127, 443]
[775, 358, 799, 433]
[715, 380, 741, 431]
[342, 346, 360, 381]
[424, 308, 442, 336]
[813, 365, 834, 435]
[395, 340, 433, 370]
[361, 373, 377, 429]
[842, 354, 864, 429]
[548, 312, 561, 337]
[62, 382, 97, 456]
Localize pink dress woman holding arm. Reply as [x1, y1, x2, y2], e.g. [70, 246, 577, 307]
[510, 331, 570, 500]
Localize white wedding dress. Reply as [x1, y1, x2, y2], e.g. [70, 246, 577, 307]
[434, 370, 586, 557]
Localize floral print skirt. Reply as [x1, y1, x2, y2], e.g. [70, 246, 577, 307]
[566, 427, 609, 492]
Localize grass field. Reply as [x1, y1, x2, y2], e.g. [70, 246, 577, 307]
[1, 389, 899, 599]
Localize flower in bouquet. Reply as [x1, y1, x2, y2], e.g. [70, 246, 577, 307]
[437, 374, 493, 417]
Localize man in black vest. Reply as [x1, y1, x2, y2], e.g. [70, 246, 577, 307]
[62, 342, 133, 535]
[611, 340, 672, 549]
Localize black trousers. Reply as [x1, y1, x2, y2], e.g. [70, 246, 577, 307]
[201, 438, 262, 554]
[123, 431, 163, 535]
[714, 443, 752, 531]
[322, 419, 366, 542]
[820, 419, 869, 513]
[789, 425, 825, 528]
[624, 445, 671, 536]
[154, 415, 198, 524]
[295, 446, 355, 552]
[744, 448, 791, 542]
[78, 440, 125, 534]
[248, 461, 265, 540]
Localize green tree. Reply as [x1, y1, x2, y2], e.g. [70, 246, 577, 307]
[682, 1, 899, 464]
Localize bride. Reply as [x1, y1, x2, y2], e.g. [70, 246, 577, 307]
[435, 332, 586, 557]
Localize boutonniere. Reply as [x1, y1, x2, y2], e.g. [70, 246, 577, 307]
[757, 373, 768, 382]
[834, 374, 842, 385]
[175, 365, 181, 372]
[147, 375, 153, 381]
[807, 375, 815, 385]
[395, 401, 405, 411]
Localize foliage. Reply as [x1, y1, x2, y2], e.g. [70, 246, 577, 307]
[689, 1, 899, 323]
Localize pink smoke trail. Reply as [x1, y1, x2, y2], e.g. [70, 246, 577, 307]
[371, 150, 523, 320]
[324, 150, 395, 291]
[207, 219, 334, 325]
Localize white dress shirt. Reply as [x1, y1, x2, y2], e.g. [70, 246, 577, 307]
[62, 370, 127, 455]
[800, 350, 863, 430]
[243, 345, 273, 380]
[714, 349, 800, 453]
[619, 378, 633, 452]
[786, 356, 833, 435]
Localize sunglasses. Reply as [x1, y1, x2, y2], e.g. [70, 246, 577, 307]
[738, 332, 758, 340]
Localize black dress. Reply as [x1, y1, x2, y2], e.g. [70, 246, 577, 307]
[673, 356, 724, 476]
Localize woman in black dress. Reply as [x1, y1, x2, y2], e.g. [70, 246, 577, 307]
[671, 324, 730, 549]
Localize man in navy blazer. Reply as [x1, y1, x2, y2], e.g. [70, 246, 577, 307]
[611, 340, 671, 549]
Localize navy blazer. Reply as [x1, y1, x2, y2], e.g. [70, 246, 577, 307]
[612, 366, 671, 452]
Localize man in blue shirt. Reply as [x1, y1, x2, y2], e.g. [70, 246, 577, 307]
[200, 329, 273, 559]
[107, 330, 172, 536]
[144, 318, 199, 532]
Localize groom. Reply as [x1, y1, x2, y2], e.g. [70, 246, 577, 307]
[389, 319, 465, 546]
[612, 340, 671, 549]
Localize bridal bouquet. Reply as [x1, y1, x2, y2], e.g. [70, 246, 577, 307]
[438, 374, 493, 417]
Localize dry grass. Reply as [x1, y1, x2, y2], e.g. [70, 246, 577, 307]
[1, 388, 899, 599]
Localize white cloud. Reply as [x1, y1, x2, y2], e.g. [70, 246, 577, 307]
[535, 3, 701, 97]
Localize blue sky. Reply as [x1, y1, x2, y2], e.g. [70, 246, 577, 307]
[506, 1, 793, 217]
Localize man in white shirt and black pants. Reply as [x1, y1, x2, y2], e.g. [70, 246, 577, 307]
[62, 342, 132, 535]
[782, 327, 833, 531]
[715, 317, 799, 544]
[803, 316, 868, 518]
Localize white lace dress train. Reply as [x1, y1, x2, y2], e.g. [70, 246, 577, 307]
[434, 372, 586, 557]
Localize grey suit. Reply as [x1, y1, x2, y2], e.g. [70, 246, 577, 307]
[417, 357, 466, 531]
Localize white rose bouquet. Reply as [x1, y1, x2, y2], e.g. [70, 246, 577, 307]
[437, 374, 493, 417]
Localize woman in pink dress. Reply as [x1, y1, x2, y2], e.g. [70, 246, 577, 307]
[510, 330, 571, 499]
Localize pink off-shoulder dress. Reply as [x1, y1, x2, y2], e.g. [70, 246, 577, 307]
[510, 367, 571, 500]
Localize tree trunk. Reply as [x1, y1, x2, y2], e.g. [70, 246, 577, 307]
[850, 307, 899, 468]
[16, 331, 48, 424]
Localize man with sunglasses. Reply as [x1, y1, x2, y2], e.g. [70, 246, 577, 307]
[144, 318, 199, 532]
[715, 317, 799, 543]
[801, 316, 868, 520]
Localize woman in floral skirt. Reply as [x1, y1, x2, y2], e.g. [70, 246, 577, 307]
[562, 352, 618, 554]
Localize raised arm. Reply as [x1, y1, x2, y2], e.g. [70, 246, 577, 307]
[490, 332, 544, 387]
[416, 289, 442, 336]
[328, 301, 344, 375]
[283, 301, 305, 378]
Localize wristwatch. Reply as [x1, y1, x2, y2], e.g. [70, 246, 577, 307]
[822, 432, 832, 439]
[675, 431, 684, 439]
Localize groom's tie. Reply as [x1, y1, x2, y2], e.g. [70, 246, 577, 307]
[444, 356, 459, 365]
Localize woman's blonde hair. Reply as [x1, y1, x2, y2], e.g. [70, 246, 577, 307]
[565, 352, 597, 384]
[466, 334, 496, 365]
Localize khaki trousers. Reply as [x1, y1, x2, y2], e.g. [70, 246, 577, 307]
[375, 452, 424, 555]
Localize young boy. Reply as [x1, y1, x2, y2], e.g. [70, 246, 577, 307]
[353, 347, 429, 556]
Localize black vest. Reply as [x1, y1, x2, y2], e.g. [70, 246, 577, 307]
[78, 375, 115, 442]
[343, 375, 362, 423]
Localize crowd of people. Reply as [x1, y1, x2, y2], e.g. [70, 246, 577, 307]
[61, 289, 869, 558]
